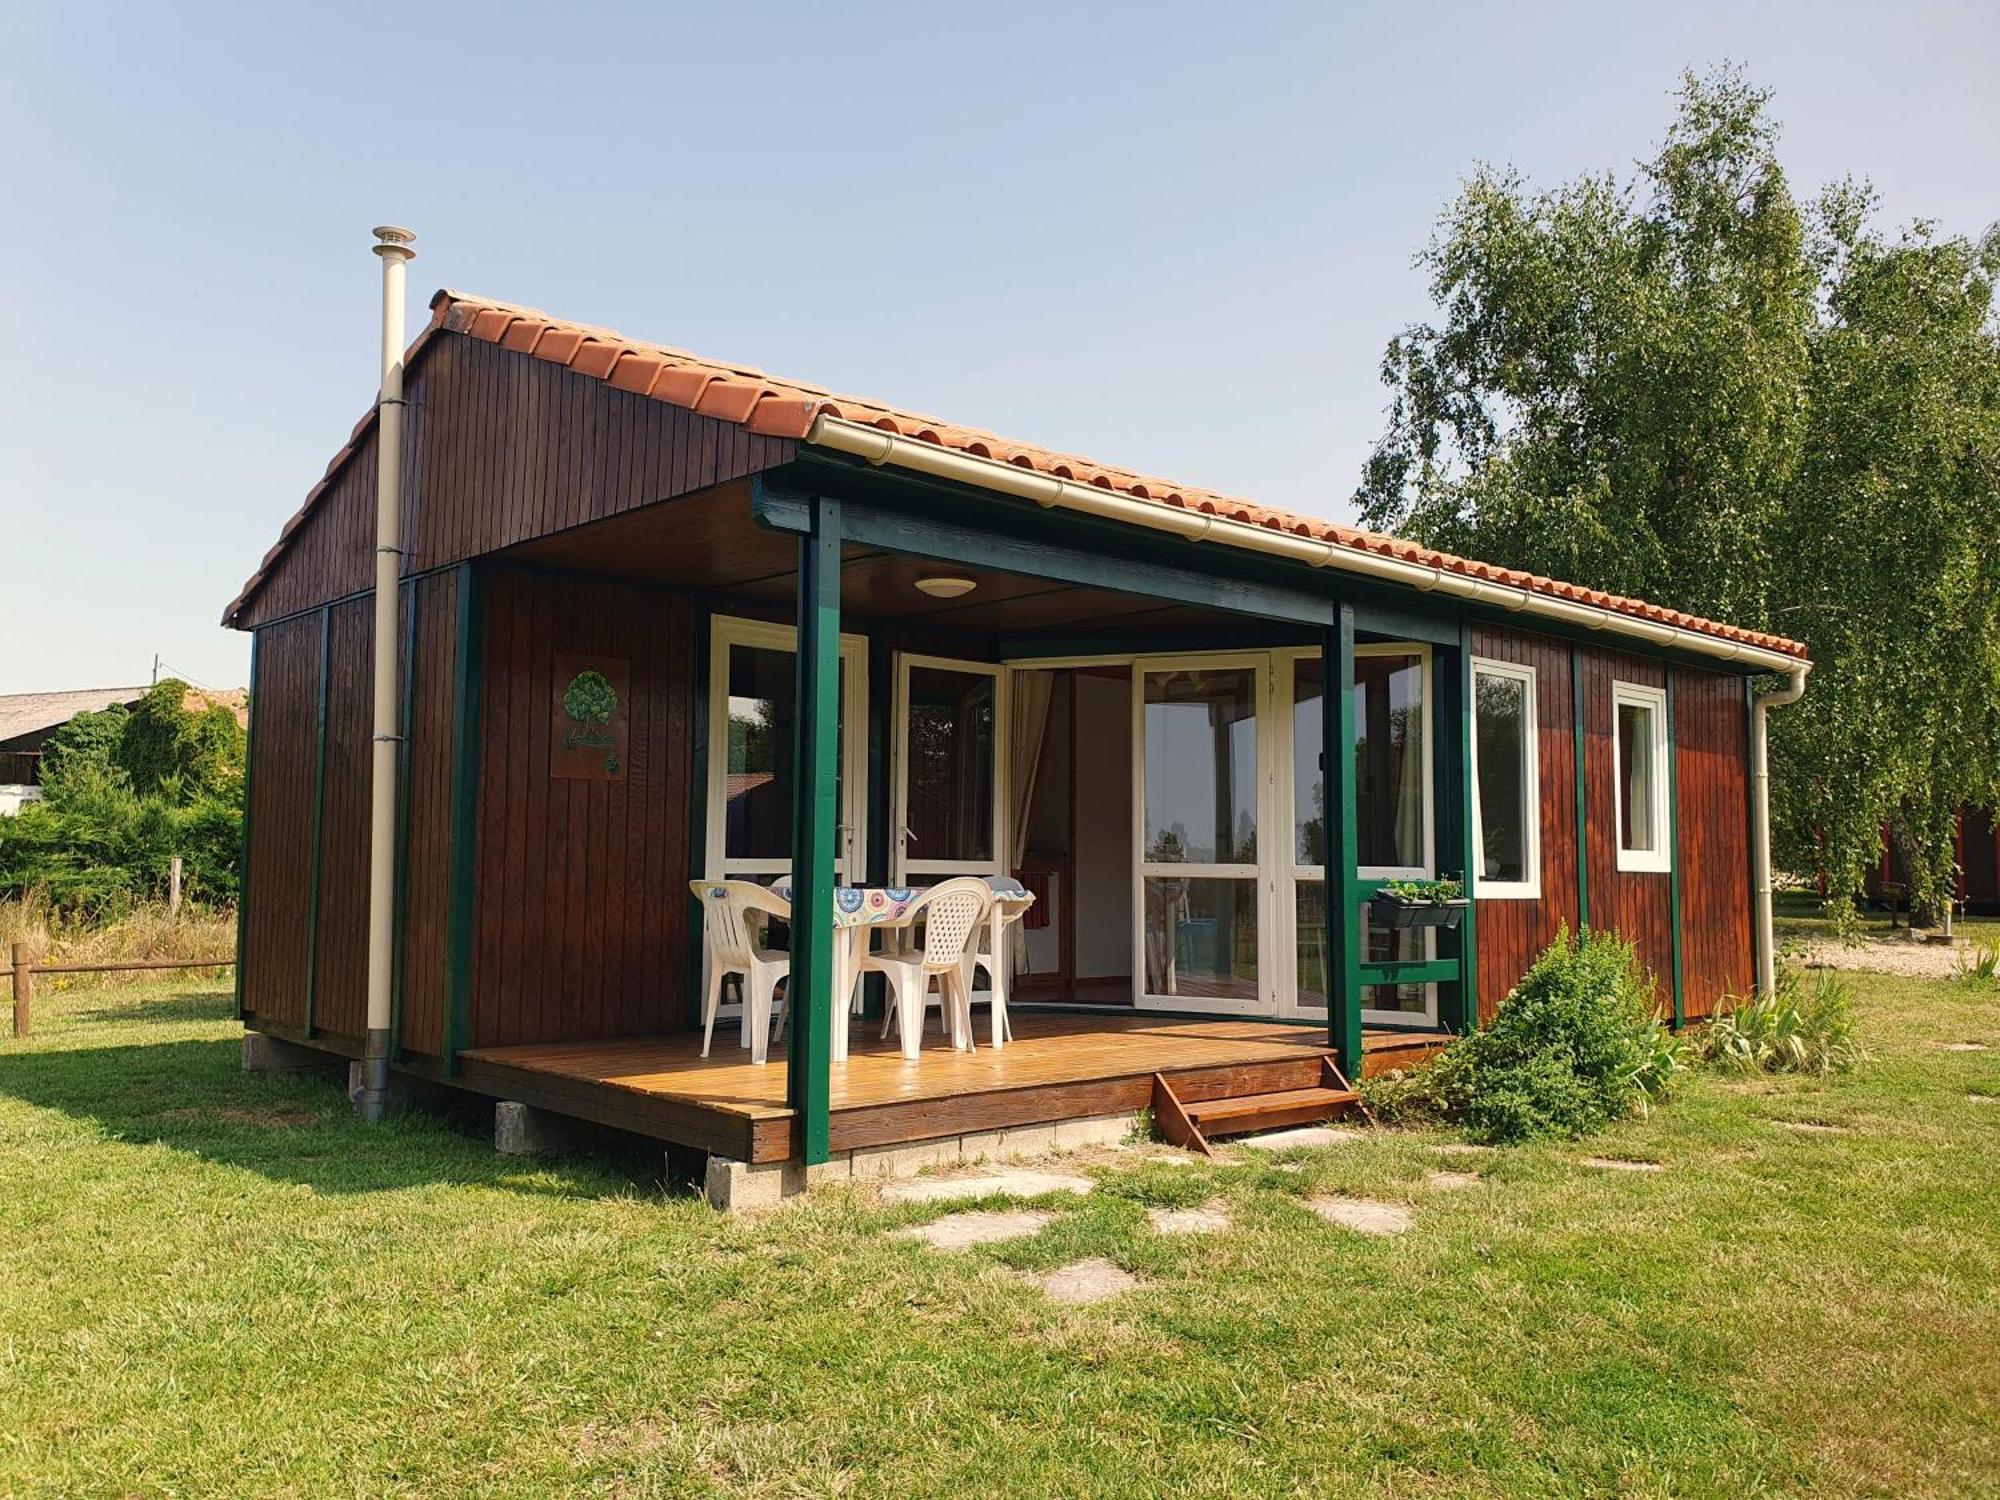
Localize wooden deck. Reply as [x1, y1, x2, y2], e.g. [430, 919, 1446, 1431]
[457, 1014, 1449, 1164]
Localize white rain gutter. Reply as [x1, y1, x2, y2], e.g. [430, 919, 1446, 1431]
[807, 413, 1812, 994]
[357, 225, 416, 1122]
[805, 415, 1807, 676]
[1751, 663, 1811, 995]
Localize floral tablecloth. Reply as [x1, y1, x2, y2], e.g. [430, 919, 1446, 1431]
[763, 875, 1030, 926]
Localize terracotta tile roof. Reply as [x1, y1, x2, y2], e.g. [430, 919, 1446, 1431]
[0, 687, 151, 746]
[0, 685, 250, 747]
[227, 289, 1809, 662]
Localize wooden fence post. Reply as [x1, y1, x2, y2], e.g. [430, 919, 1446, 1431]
[168, 856, 184, 917]
[10, 942, 30, 1039]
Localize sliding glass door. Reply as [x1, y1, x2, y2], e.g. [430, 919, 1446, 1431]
[1132, 659, 1274, 1014]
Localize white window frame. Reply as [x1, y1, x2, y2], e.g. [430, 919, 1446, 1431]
[1611, 679, 1672, 874]
[1470, 657, 1541, 900]
[889, 652, 1008, 883]
[703, 614, 870, 883]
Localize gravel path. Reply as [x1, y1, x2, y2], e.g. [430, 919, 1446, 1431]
[1797, 936, 1968, 980]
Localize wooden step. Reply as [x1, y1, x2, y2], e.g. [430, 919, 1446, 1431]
[1185, 1085, 1359, 1137]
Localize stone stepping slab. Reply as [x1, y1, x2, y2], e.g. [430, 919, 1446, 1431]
[1235, 1126, 1364, 1152]
[1034, 1258, 1141, 1305]
[1146, 1201, 1231, 1235]
[1580, 1156, 1663, 1173]
[1308, 1196, 1413, 1236]
[1425, 1170, 1484, 1191]
[880, 1170, 1095, 1206]
[894, 1210, 1054, 1251]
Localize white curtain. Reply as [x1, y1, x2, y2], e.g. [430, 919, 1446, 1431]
[1008, 670, 1054, 868]
[1395, 673, 1424, 868]
[1006, 669, 1054, 971]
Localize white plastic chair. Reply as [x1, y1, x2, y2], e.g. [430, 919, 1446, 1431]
[689, 880, 792, 1064]
[858, 878, 993, 1060]
[960, 892, 1035, 1049]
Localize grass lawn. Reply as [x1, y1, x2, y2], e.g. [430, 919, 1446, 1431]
[2, 978, 1997, 1498]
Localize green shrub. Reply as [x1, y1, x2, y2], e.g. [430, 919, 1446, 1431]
[1696, 966, 1861, 1076]
[1363, 927, 1681, 1143]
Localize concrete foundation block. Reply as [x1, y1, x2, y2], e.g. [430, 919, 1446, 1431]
[703, 1155, 805, 1212]
[241, 1032, 328, 1073]
[345, 1061, 454, 1117]
[1052, 1115, 1133, 1151]
[848, 1136, 962, 1180]
[959, 1123, 1057, 1163]
[494, 1100, 595, 1157]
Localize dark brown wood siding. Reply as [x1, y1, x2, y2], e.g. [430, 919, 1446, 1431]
[467, 569, 696, 1048]
[1469, 636, 1753, 1019]
[1581, 648, 1675, 1008]
[306, 597, 374, 1040]
[1470, 625, 1581, 1021]
[398, 569, 460, 1058]
[234, 333, 796, 627]
[1674, 668, 1753, 1017]
[240, 612, 322, 1029]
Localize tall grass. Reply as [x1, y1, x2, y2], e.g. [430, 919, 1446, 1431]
[0, 891, 235, 989]
[1696, 965, 1862, 1076]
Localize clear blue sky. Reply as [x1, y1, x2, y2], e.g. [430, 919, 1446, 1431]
[1, 1, 1993, 694]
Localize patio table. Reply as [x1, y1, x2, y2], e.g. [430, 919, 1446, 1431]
[764, 877, 1034, 1060]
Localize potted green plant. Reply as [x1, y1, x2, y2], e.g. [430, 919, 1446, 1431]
[1370, 876, 1468, 930]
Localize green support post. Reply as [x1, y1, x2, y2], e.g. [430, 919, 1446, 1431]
[684, 605, 712, 1030]
[235, 630, 262, 1019]
[787, 497, 842, 1165]
[303, 605, 331, 1038]
[442, 564, 485, 1074]
[1455, 621, 1479, 1029]
[1666, 667, 1685, 1028]
[1571, 643, 1589, 929]
[1324, 606, 1362, 1077]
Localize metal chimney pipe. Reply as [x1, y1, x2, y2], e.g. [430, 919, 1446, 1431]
[356, 224, 415, 1122]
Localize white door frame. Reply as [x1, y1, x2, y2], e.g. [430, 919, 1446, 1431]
[889, 651, 1009, 885]
[703, 614, 870, 883]
[1130, 653, 1278, 1017]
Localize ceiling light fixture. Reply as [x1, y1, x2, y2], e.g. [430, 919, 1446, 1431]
[914, 575, 977, 599]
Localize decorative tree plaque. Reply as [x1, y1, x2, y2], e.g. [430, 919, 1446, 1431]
[552, 654, 629, 781]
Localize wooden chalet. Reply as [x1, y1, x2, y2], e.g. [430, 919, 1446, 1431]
[224, 287, 1811, 1203]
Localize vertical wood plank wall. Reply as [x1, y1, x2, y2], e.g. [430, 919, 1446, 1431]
[1470, 636, 1753, 1019]
[467, 569, 696, 1049]
[310, 597, 374, 1039]
[1673, 670, 1753, 1015]
[1580, 649, 1675, 1004]
[235, 333, 796, 629]
[242, 575, 465, 1054]
[238, 612, 321, 1030]
[397, 569, 461, 1057]
[1470, 625, 1580, 1021]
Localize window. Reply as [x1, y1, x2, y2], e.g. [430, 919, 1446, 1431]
[1612, 681, 1671, 872]
[1472, 659, 1540, 897]
[1353, 648, 1429, 874]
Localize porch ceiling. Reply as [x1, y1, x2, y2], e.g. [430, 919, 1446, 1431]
[497, 479, 1252, 644]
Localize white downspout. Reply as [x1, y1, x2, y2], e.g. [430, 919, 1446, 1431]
[356, 224, 415, 1121]
[1751, 663, 1810, 996]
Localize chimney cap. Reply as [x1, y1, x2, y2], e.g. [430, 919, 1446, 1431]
[372, 225, 417, 261]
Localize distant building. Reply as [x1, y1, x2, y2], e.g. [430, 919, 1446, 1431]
[0, 685, 248, 812]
